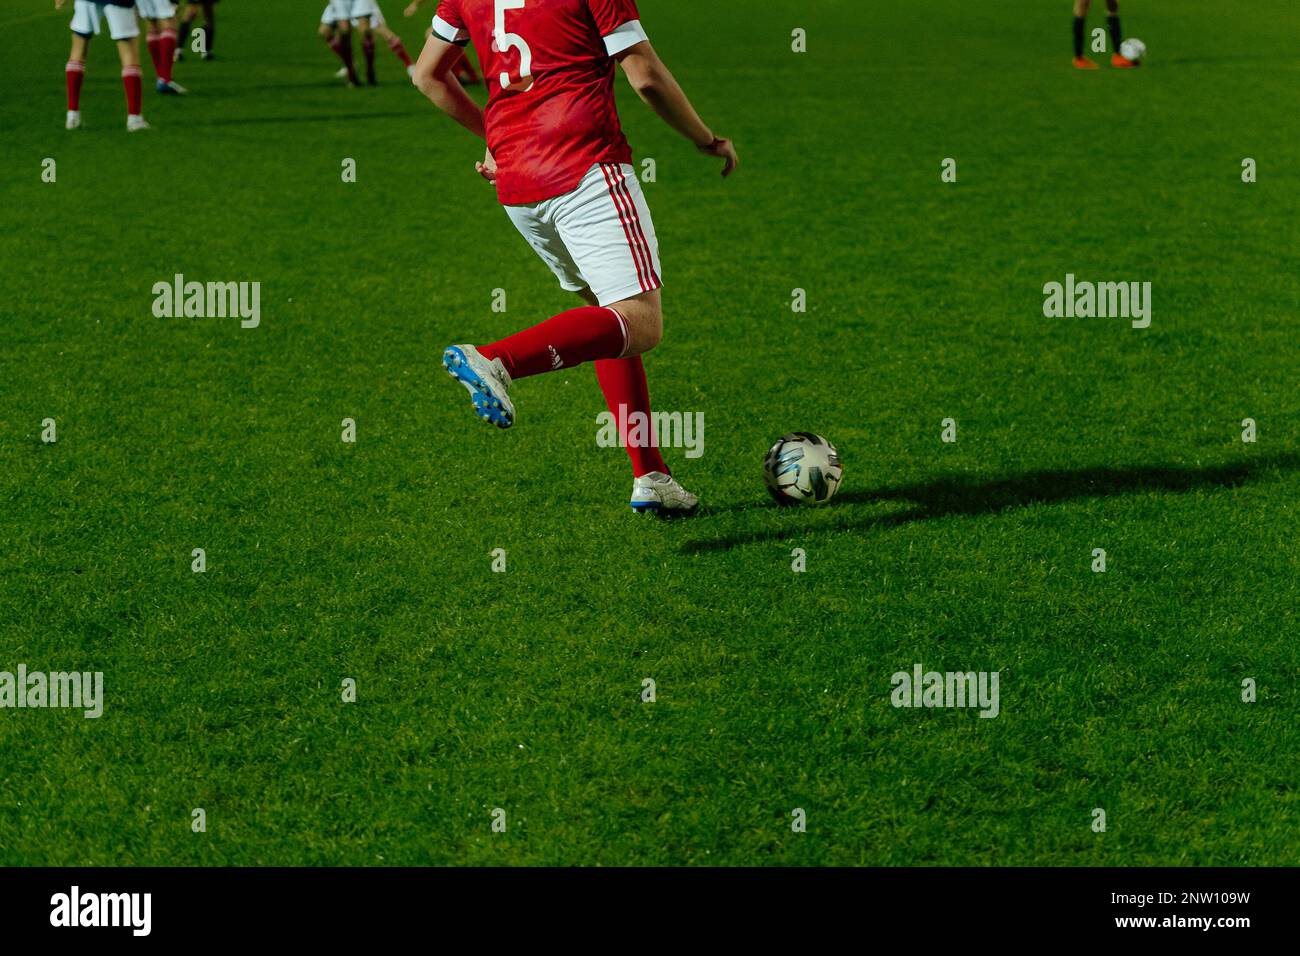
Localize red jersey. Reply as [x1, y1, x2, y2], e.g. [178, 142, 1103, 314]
[432, 0, 647, 205]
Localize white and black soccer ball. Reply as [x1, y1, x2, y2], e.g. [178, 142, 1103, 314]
[763, 432, 843, 505]
[1120, 38, 1146, 63]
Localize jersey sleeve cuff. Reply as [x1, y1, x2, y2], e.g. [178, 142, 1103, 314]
[602, 19, 648, 57]
[431, 15, 470, 46]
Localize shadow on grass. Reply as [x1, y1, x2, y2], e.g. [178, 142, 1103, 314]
[178, 110, 416, 128]
[682, 453, 1297, 554]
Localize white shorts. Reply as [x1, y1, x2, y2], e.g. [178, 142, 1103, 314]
[136, 0, 177, 19]
[357, 2, 384, 27]
[321, 0, 377, 24]
[71, 1, 140, 41]
[504, 162, 663, 307]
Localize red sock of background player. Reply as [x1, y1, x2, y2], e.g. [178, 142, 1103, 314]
[477, 306, 626, 379]
[595, 356, 669, 477]
[121, 64, 143, 117]
[385, 33, 412, 67]
[146, 32, 162, 77]
[327, 35, 359, 83]
[66, 60, 85, 111]
[159, 29, 177, 82]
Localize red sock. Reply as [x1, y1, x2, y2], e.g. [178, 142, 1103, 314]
[595, 356, 669, 477]
[159, 30, 177, 82]
[328, 35, 358, 82]
[478, 305, 627, 379]
[66, 60, 85, 111]
[122, 64, 143, 116]
[386, 34, 412, 67]
[146, 32, 162, 76]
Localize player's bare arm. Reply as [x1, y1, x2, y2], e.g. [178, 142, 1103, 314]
[615, 40, 737, 177]
[411, 35, 484, 140]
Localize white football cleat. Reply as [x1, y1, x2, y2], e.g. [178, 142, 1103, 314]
[630, 471, 699, 516]
[406, 64, 417, 78]
[126, 114, 151, 132]
[157, 79, 188, 95]
[442, 344, 515, 428]
[65, 110, 81, 130]
[335, 66, 348, 79]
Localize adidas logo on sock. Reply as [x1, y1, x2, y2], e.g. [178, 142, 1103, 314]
[548, 345, 564, 370]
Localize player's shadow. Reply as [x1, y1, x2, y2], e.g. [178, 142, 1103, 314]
[682, 453, 1296, 554]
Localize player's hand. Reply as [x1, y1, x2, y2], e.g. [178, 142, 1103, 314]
[55, 0, 67, 9]
[475, 148, 498, 185]
[403, 2, 419, 16]
[698, 136, 738, 178]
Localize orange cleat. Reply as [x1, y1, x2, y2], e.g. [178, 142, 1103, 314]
[1111, 53, 1138, 68]
[1072, 57, 1100, 70]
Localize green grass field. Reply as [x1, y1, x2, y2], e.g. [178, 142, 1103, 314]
[1, 0, 1297, 866]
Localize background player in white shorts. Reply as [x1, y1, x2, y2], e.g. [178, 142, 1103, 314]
[320, 0, 377, 86]
[330, 2, 419, 80]
[413, 0, 736, 513]
[136, 0, 187, 94]
[58, 0, 149, 132]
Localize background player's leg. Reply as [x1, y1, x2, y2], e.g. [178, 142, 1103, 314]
[65, 34, 89, 128]
[1105, 0, 1135, 66]
[146, 22, 164, 78]
[115, 37, 145, 128]
[158, 16, 179, 84]
[200, 1, 215, 57]
[1072, 0, 1098, 68]
[377, 25, 413, 71]
[357, 18, 377, 85]
[1106, 0, 1122, 51]
[454, 49, 480, 84]
[177, 3, 196, 57]
[322, 22, 360, 86]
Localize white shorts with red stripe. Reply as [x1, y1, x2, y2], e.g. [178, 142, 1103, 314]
[503, 162, 662, 307]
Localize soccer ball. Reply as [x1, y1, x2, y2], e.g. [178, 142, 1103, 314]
[763, 432, 843, 505]
[1120, 38, 1146, 63]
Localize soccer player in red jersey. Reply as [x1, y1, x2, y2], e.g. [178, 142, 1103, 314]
[412, 0, 737, 514]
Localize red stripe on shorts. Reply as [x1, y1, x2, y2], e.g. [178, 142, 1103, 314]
[612, 168, 660, 288]
[600, 163, 650, 293]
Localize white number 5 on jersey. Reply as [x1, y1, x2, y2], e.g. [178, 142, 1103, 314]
[493, 0, 534, 92]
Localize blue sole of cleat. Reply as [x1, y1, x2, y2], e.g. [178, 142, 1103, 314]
[443, 346, 512, 428]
